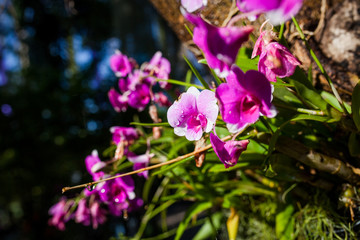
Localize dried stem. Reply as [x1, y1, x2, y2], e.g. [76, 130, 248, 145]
[276, 135, 360, 185]
[62, 135, 232, 193]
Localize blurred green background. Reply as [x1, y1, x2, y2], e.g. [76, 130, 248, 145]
[0, 0, 181, 239]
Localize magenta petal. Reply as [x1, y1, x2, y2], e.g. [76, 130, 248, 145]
[216, 66, 275, 133]
[110, 126, 139, 144]
[216, 83, 242, 124]
[266, 0, 303, 25]
[98, 174, 135, 204]
[108, 88, 128, 112]
[128, 84, 151, 111]
[128, 153, 153, 179]
[75, 199, 91, 226]
[185, 13, 253, 77]
[85, 150, 104, 181]
[210, 133, 249, 168]
[241, 70, 272, 108]
[237, 0, 303, 25]
[258, 42, 301, 82]
[144, 51, 171, 88]
[237, 0, 280, 12]
[48, 198, 73, 231]
[89, 201, 106, 229]
[110, 52, 133, 77]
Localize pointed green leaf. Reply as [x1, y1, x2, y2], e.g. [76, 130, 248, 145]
[193, 212, 222, 240]
[130, 122, 170, 127]
[349, 132, 360, 157]
[183, 55, 210, 89]
[235, 47, 258, 72]
[290, 79, 329, 112]
[175, 201, 213, 240]
[276, 205, 295, 240]
[352, 82, 360, 131]
[152, 156, 193, 176]
[156, 78, 204, 90]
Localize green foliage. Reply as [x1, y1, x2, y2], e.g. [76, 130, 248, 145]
[352, 82, 360, 131]
[293, 194, 355, 239]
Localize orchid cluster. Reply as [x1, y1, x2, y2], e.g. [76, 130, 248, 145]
[169, 4, 299, 167]
[49, 148, 143, 230]
[50, 0, 360, 238]
[108, 51, 171, 112]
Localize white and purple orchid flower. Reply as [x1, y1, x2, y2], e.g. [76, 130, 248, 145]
[167, 87, 218, 141]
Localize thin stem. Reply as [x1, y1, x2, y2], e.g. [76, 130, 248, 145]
[156, 78, 205, 90]
[291, 17, 348, 114]
[227, 10, 260, 27]
[278, 23, 285, 41]
[62, 135, 232, 193]
[274, 103, 325, 116]
[259, 19, 271, 34]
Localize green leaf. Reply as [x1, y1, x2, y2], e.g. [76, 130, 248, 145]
[268, 114, 337, 156]
[224, 182, 276, 198]
[273, 85, 303, 106]
[193, 212, 222, 240]
[175, 201, 213, 240]
[142, 175, 156, 202]
[183, 55, 210, 89]
[321, 91, 351, 114]
[130, 122, 170, 127]
[349, 132, 360, 157]
[156, 78, 204, 90]
[185, 70, 192, 90]
[102, 144, 117, 157]
[208, 155, 263, 173]
[290, 79, 329, 112]
[276, 205, 295, 240]
[167, 138, 192, 159]
[235, 47, 258, 72]
[198, 58, 223, 85]
[148, 200, 176, 220]
[307, 64, 313, 84]
[184, 24, 193, 38]
[152, 156, 193, 176]
[352, 82, 360, 131]
[198, 59, 207, 64]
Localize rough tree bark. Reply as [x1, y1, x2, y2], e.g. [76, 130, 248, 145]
[148, 0, 360, 100]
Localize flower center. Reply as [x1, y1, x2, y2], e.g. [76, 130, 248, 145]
[241, 95, 260, 115]
[187, 113, 208, 133]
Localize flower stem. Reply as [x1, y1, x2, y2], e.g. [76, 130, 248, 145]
[62, 135, 232, 193]
[274, 103, 325, 116]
